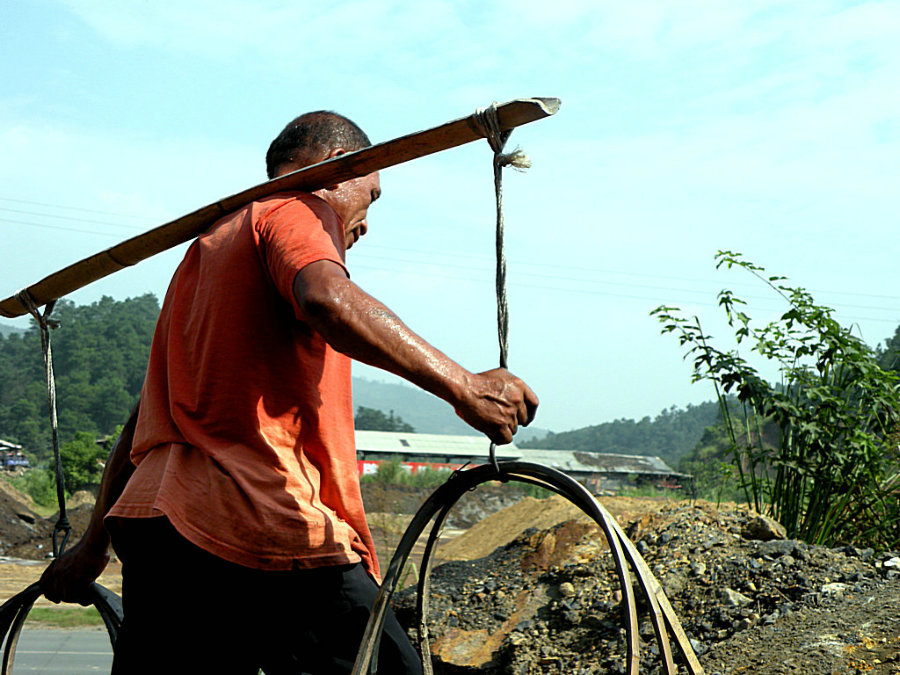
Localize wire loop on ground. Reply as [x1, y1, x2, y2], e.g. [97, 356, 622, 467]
[351, 461, 705, 675]
[0, 582, 122, 674]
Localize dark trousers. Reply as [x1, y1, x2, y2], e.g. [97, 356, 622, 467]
[109, 517, 423, 675]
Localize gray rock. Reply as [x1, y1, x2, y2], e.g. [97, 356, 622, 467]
[820, 582, 849, 598]
[718, 588, 753, 607]
[690, 561, 708, 577]
[741, 514, 787, 541]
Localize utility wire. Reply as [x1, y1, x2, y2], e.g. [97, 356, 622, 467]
[0, 195, 158, 221]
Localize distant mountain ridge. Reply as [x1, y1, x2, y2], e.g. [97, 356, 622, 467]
[351, 377, 550, 441]
[0, 324, 25, 338]
[350, 378, 720, 464]
[3, 298, 714, 464]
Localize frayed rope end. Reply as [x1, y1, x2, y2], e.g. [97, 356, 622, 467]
[497, 147, 531, 171]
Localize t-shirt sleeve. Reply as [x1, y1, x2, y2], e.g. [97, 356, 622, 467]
[255, 196, 348, 320]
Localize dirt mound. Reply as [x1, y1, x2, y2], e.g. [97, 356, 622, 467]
[0, 477, 39, 512]
[436, 494, 675, 563]
[2, 475, 897, 673]
[0, 482, 53, 559]
[0, 478, 97, 560]
[392, 501, 900, 674]
[361, 482, 534, 579]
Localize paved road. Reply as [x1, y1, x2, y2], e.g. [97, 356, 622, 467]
[6, 629, 113, 673]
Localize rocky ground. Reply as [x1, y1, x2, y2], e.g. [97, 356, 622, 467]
[0, 482, 122, 605]
[0, 478, 898, 673]
[391, 497, 900, 674]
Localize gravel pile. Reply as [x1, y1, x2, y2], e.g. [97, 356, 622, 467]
[393, 501, 900, 674]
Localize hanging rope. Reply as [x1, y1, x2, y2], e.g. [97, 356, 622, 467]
[472, 104, 532, 470]
[352, 99, 705, 675]
[13, 290, 71, 557]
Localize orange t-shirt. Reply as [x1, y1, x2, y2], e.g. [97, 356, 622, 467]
[107, 192, 379, 579]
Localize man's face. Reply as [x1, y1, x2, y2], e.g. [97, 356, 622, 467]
[318, 171, 381, 251]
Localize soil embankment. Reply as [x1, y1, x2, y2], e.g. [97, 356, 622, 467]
[0, 479, 897, 673]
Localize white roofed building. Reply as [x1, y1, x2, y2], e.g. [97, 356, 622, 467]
[353, 430, 692, 493]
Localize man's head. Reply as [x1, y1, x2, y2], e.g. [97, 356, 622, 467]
[266, 111, 380, 251]
[266, 111, 371, 179]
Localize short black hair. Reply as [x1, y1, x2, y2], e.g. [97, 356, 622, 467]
[265, 111, 371, 179]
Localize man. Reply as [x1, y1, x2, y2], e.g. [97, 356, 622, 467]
[40, 111, 538, 674]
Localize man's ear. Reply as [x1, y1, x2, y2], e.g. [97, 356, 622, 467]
[320, 148, 348, 190]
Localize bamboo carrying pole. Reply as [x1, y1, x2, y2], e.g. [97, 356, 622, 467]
[0, 97, 560, 319]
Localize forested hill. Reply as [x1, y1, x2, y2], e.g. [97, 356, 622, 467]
[519, 401, 722, 468]
[0, 295, 160, 456]
[353, 377, 473, 435]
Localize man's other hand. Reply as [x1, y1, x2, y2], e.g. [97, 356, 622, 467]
[39, 539, 110, 606]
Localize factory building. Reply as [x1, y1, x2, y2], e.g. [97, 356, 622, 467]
[355, 430, 691, 494]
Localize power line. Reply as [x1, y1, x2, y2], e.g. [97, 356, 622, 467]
[0, 216, 121, 239]
[0, 206, 146, 232]
[356, 243, 900, 304]
[350, 262, 900, 326]
[0, 196, 158, 221]
[2, 197, 897, 324]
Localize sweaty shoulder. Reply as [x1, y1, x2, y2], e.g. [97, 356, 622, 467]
[256, 192, 342, 245]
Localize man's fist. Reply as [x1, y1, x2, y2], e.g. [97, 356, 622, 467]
[454, 368, 539, 445]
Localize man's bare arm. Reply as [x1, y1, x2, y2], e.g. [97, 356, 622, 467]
[39, 403, 139, 604]
[294, 260, 538, 444]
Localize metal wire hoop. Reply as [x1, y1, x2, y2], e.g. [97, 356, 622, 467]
[0, 581, 123, 674]
[351, 461, 704, 675]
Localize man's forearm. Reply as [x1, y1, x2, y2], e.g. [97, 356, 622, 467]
[296, 265, 470, 404]
[80, 403, 139, 551]
[294, 261, 538, 444]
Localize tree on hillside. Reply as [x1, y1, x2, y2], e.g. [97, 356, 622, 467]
[877, 324, 900, 373]
[677, 425, 740, 503]
[59, 431, 109, 493]
[354, 406, 415, 432]
[519, 400, 721, 467]
[0, 294, 159, 457]
[679, 412, 780, 505]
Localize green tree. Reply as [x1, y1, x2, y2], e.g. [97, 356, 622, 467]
[653, 251, 900, 550]
[679, 423, 752, 505]
[521, 401, 721, 468]
[0, 294, 158, 458]
[354, 406, 415, 432]
[58, 431, 108, 493]
[878, 324, 900, 374]
[372, 458, 407, 485]
[11, 466, 58, 509]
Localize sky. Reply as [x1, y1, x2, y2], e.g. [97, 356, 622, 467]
[1, 0, 899, 435]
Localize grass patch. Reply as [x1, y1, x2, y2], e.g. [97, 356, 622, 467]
[26, 606, 105, 629]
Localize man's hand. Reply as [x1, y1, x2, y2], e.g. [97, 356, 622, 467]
[454, 368, 539, 445]
[39, 538, 110, 606]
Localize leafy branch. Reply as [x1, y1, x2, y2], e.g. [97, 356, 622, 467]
[652, 251, 900, 549]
